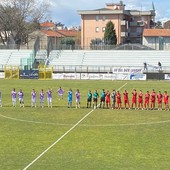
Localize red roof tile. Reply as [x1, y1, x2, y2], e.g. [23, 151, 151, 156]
[57, 30, 79, 37]
[40, 22, 55, 27]
[41, 30, 63, 37]
[143, 29, 170, 37]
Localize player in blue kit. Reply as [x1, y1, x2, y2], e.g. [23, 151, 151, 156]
[67, 88, 73, 108]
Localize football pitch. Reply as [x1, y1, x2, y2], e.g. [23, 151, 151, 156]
[0, 79, 170, 170]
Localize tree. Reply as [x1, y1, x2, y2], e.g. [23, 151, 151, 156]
[60, 37, 75, 46]
[60, 37, 75, 50]
[90, 38, 103, 45]
[0, 0, 50, 48]
[104, 21, 117, 45]
[155, 21, 163, 29]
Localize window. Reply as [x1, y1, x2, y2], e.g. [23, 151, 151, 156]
[102, 27, 105, 32]
[96, 27, 99, 32]
[137, 27, 142, 33]
[102, 16, 106, 21]
[96, 15, 99, 21]
[141, 16, 145, 21]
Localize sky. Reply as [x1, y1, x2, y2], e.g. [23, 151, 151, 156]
[49, 0, 170, 27]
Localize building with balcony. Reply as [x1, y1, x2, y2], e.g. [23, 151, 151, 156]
[77, 1, 155, 48]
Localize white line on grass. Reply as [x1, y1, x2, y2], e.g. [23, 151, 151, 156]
[22, 82, 128, 170]
[0, 113, 71, 126]
[23, 109, 94, 170]
[1, 112, 170, 127]
[117, 82, 127, 90]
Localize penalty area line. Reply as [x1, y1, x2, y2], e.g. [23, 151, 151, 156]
[23, 82, 127, 170]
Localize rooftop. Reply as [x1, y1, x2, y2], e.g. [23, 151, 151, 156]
[143, 29, 170, 37]
[41, 30, 79, 37]
[41, 30, 63, 37]
[40, 22, 55, 27]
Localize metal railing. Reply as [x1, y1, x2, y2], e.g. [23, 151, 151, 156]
[1, 64, 170, 74]
[51, 65, 170, 73]
[1, 43, 170, 51]
[49, 44, 157, 50]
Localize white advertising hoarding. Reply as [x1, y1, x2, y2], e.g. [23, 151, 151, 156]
[52, 73, 146, 80]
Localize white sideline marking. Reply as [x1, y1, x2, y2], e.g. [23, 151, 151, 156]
[22, 83, 127, 170]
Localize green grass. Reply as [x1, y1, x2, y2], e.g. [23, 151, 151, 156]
[0, 79, 170, 170]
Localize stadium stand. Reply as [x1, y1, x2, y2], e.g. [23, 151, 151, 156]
[35, 50, 47, 60]
[48, 50, 170, 72]
[7, 50, 34, 66]
[0, 49, 34, 71]
[1, 49, 170, 73]
[0, 50, 13, 67]
[48, 50, 85, 72]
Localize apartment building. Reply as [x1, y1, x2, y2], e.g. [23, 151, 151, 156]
[78, 1, 155, 48]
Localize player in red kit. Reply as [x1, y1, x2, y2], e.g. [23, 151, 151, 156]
[144, 91, 150, 110]
[105, 90, 111, 109]
[123, 89, 130, 109]
[116, 91, 122, 109]
[131, 89, 137, 109]
[163, 91, 169, 110]
[138, 90, 143, 109]
[150, 89, 156, 110]
[157, 91, 163, 110]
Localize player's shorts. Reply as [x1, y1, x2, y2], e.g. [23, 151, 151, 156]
[76, 98, 80, 103]
[19, 98, 24, 103]
[132, 98, 136, 103]
[40, 98, 44, 103]
[151, 99, 156, 103]
[32, 98, 36, 103]
[124, 99, 129, 104]
[68, 97, 72, 102]
[58, 94, 63, 97]
[87, 98, 92, 102]
[100, 97, 105, 102]
[138, 99, 143, 104]
[47, 97, 52, 103]
[164, 100, 169, 105]
[106, 99, 110, 103]
[145, 100, 149, 104]
[158, 100, 162, 104]
[117, 99, 121, 104]
[93, 98, 97, 102]
[12, 98, 16, 102]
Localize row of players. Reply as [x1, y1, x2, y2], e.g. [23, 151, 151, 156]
[88, 89, 169, 110]
[0, 88, 169, 110]
[0, 87, 65, 108]
[1, 87, 81, 108]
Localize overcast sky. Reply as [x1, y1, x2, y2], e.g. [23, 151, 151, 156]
[49, 0, 170, 27]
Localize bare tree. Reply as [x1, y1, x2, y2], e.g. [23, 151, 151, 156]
[0, 0, 50, 48]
